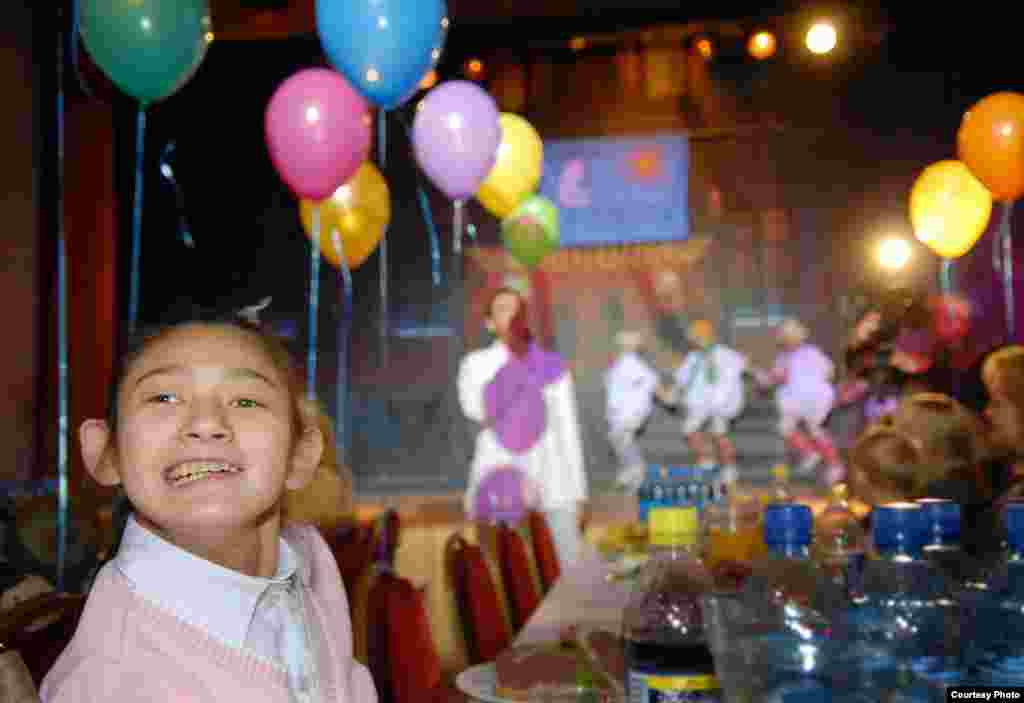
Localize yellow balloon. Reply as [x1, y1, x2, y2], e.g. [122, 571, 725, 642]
[477, 113, 543, 219]
[909, 160, 992, 259]
[300, 162, 390, 270]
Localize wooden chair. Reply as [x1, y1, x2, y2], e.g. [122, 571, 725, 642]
[0, 592, 85, 688]
[527, 510, 561, 593]
[495, 522, 542, 631]
[382, 575, 466, 703]
[444, 533, 512, 665]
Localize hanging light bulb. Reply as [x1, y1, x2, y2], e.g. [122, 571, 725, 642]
[694, 36, 714, 60]
[806, 21, 838, 55]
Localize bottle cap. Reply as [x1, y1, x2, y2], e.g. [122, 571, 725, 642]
[872, 502, 927, 555]
[649, 506, 698, 547]
[763, 503, 813, 547]
[1005, 501, 1024, 551]
[915, 498, 961, 544]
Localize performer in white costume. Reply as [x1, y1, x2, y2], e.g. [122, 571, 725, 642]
[604, 330, 665, 492]
[670, 320, 746, 483]
[458, 287, 587, 569]
[752, 318, 844, 485]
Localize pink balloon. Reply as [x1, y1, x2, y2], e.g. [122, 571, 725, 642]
[412, 80, 501, 201]
[265, 68, 372, 201]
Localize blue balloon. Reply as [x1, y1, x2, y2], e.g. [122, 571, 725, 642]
[316, 0, 448, 109]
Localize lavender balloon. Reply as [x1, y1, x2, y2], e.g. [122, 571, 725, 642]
[473, 465, 538, 524]
[412, 80, 501, 201]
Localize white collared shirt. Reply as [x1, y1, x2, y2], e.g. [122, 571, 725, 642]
[115, 516, 319, 702]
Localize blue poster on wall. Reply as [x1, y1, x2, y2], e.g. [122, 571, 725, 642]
[538, 134, 689, 248]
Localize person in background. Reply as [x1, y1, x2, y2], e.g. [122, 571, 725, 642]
[604, 330, 664, 492]
[458, 287, 587, 570]
[752, 318, 843, 485]
[41, 312, 376, 703]
[669, 320, 746, 484]
[850, 392, 1000, 561]
[982, 345, 1024, 500]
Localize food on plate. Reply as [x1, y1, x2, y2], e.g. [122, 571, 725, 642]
[494, 628, 624, 702]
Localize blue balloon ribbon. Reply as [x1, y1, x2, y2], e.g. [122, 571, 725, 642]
[127, 106, 146, 335]
[332, 229, 352, 460]
[57, 4, 70, 592]
[940, 259, 954, 295]
[307, 206, 321, 398]
[396, 115, 442, 286]
[1001, 202, 1016, 342]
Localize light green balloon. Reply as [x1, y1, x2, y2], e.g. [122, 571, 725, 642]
[81, 0, 211, 106]
[501, 195, 560, 269]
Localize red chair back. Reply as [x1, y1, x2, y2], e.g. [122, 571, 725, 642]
[496, 523, 542, 631]
[384, 576, 444, 703]
[527, 510, 561, 592]
[371, 509, 401, 569]
[445, 534, 512, 664]
[324, 522, 375, 599]
[364, 569, 400, 703]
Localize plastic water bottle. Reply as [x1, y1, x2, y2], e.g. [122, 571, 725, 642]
[813, 483, 867, 602]
[622, 506, 721, 701]
[736, 503, 839, 700]
[916, 498, 974, 590]
[971, 502, 1024, 685]
[854, 502, 965, 693]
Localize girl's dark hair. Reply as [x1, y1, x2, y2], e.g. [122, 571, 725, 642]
[484, 286, 526, 320]
[106, 302, 307, 433]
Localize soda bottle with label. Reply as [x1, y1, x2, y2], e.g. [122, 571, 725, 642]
[622, 506, 721, 701]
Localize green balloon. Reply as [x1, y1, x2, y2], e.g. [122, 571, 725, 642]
[81, 0, 212, 105]
[501, 195, 560, 269]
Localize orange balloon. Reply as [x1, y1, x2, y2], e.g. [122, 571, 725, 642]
[299, 162, 390, 271]
[957, 91, 1024, 202]
[909, 160, 992, 259]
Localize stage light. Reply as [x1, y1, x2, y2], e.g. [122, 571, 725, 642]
[694, 36, 714, 60]
[569, 36, 587, 51]
[465, 58, 485, 79]
[747, 30, 777, 60]
[877, 236, 912, 273]
[419, 69, 438, 91]
[806, 21, 838, 55]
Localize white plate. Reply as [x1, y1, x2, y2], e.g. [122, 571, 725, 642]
[455, 662, 509, 703]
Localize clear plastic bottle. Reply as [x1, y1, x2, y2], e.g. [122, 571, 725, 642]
[767, 464, 792, 504]
[971, 502, 1024, 685]
[916, 498, 975, 590]
[853, 502, 966, 693]
[622, 506, 721, 701]
[813, 483, 867, 602]
[737, 503, 838, 699]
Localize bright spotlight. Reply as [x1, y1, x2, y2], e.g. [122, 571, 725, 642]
[747, 31, 777, 60]
[806, 21, 838, 55]
[877, 237, 912, 273]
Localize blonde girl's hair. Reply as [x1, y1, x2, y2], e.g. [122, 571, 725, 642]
[851, 425, 924, 501]
[983, 345, 1024, 410]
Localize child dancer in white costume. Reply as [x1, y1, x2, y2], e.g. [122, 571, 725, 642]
[605, 330, 664, 491]
[753, 318, 844, 485]
[671, 320, 746, 484]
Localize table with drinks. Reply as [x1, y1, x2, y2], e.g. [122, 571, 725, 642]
[459, 464, 1024, 702]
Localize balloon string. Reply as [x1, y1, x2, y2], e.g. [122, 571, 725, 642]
[940, 259, 954, 295]
[307, 205, 321, 399]
[332, 228, 352, 462]
[69, 0, 93, 98]
[127, 106, 146, 335]
[393, 114, 442, 287]
[377, 109, 389, 366]
[417, 185, 442, 287]
[1002, 201, 1016, 342]
[451, 199, 466, 366]
[453, 198, 464, 256]
[56, 2, 69, 593]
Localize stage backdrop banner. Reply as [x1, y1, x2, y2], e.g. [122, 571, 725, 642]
[538, 134, 689, 248]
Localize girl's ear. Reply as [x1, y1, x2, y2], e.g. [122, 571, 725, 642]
[80, 419, 122, 486]
[286, 423, 324, 491]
